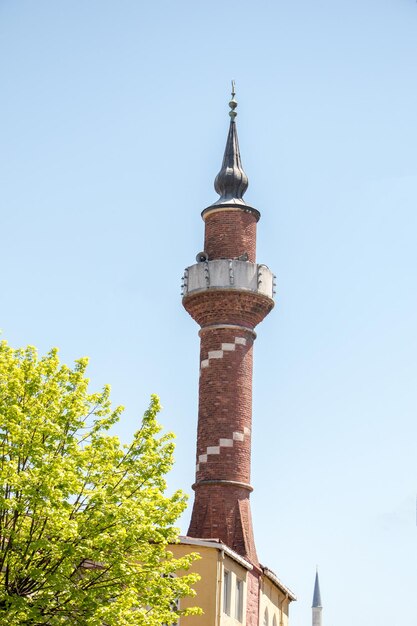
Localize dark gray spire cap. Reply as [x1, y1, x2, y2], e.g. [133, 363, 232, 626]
[213, 119, 249, 205]
[312, 570, 322, 608]
[202, 83, 260, 220]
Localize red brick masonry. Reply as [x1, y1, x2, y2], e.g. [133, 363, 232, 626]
[203, 208, 258, 262]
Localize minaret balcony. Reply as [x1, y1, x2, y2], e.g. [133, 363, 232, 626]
[181, 259, 276, 299]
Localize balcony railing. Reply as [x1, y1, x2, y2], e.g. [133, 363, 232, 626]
[181, 260, 276, 299]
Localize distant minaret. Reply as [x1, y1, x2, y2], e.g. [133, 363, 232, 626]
[312, 570, 323, 626]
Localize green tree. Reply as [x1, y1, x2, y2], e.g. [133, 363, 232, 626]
[0, 341, 200, 625]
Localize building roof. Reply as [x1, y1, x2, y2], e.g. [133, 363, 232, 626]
[177, 536, 253, 570]
[176, 537, 296, 601]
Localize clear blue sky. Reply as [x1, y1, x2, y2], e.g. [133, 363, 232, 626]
[1, 1, 417, 624]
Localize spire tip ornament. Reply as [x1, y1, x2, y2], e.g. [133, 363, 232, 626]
[229, 80, 237, 121]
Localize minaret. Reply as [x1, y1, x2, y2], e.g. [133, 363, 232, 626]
[181, 83, 275, 564]
[312, 570, 323, 626]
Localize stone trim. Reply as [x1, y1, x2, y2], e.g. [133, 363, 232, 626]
[196, 423, 251, 472]
[192, 479, 254, 492]
[201, 204, 261, 222]
[199, 324, 257, 339]
[200, 335, 247, 372]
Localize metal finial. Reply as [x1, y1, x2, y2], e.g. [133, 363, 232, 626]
[229, 80, 237, 121]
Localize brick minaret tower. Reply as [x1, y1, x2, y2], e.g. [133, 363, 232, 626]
[182, 84, 275, 566]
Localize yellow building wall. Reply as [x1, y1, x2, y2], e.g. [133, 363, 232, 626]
[259, 576, 289, 626]
[170, 543, 219, 625]
[170, 544, 250, 626]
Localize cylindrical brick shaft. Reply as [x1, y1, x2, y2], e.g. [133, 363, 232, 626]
[188, 324, 258, 562]
[195, 325, 254, 484]
[203, 208, 258, 262]
[183, 296, 271, 564]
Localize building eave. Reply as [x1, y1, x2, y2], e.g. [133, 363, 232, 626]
[261, 565, 297, 602]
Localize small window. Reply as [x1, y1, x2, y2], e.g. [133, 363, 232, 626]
[223, 570, 231, 616]
[273, 616, 278, 626]
[235, 578, 244, 622]
[263, 607, 269, 626]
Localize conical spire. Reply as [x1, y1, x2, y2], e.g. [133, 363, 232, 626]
[211, 81, 249, 207]
[312, 570, 322, 608]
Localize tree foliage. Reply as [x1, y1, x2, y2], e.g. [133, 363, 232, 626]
[0, 341, 200, 625]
